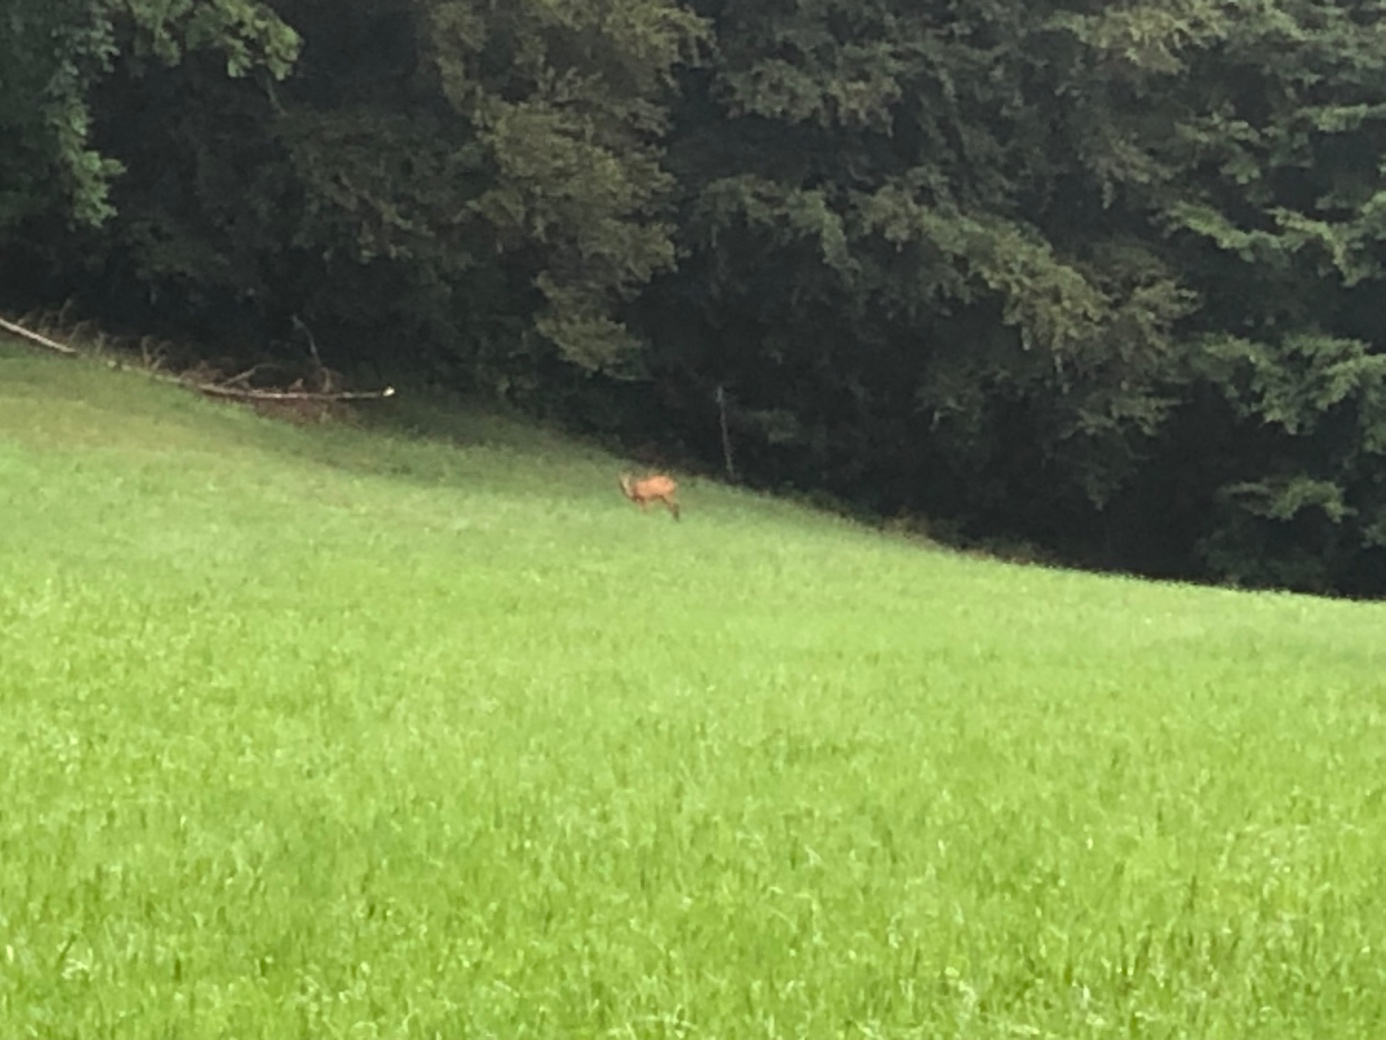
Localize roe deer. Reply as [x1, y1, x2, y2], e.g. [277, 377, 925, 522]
[619, 472, 681, 521]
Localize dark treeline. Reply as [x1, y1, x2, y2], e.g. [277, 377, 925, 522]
[6, 0, 1386, 595]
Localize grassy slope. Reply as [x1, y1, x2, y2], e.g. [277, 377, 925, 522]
[1, 339, 1384, 1039]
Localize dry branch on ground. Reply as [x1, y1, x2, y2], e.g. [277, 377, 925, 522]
[1, 315, 395, 405]
[0, 315, 79, 355]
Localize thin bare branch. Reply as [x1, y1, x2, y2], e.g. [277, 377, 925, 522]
[0, 316, 79, 356]
[222, 363, 275, 388]
[191, 382, 396, 402]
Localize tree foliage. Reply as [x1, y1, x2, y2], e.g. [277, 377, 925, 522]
[6, 0, 1386, 594]
[0, 0, 298, 229]
[640, 0, 1386, 591]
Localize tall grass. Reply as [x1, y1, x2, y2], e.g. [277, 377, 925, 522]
[2, 340, 1384, 1038]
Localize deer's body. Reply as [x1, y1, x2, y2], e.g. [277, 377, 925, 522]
[619, 473, 681, 521]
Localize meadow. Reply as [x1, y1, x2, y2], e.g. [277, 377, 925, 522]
[1, 337, 1383, 1038]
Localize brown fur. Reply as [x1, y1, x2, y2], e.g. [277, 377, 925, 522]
[618, 473, 681, 521]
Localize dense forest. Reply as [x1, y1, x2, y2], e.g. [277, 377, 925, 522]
[6, 0, 1386, 595]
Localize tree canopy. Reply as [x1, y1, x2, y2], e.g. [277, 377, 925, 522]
[6, 0, 1386, 594]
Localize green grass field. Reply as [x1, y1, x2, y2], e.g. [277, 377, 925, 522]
[2, 338, 1384, 1038]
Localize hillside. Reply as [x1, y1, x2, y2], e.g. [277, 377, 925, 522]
[2, 338, 1384, 1038]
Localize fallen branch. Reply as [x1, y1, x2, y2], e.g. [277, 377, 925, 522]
[191, 382, 396, 402]
[0, 316, 79, 356]
[3, 312, 396, 403]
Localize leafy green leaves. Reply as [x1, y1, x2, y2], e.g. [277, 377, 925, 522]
[421, 0, 706, 372]
[9, 0, 1386, 592]
[0, 0, 298, 231]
